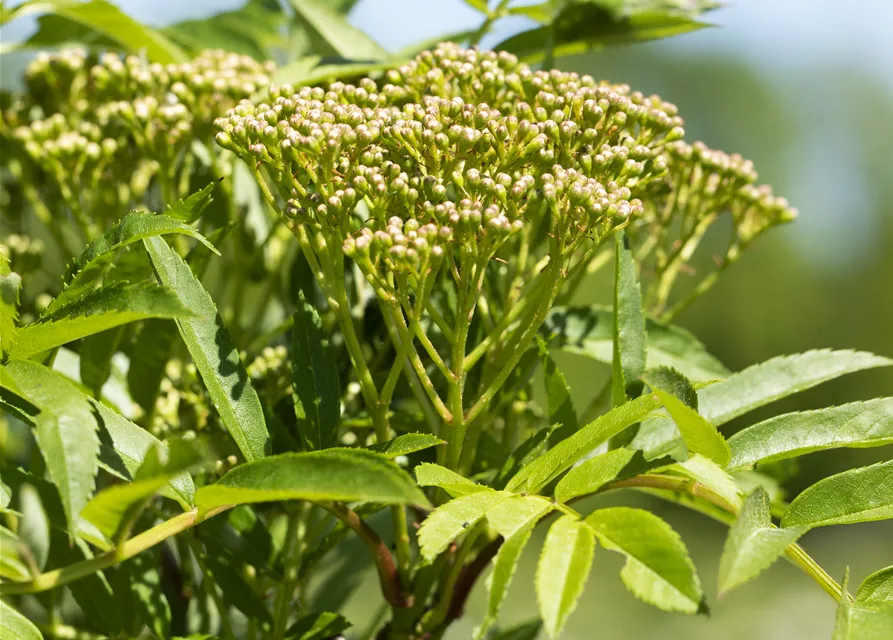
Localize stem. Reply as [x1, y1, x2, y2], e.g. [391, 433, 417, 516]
[659, 244, 740, 323]
[317, 501, 409, 608]
[272, 504, 308, 639]
[0, 506, 231, 595]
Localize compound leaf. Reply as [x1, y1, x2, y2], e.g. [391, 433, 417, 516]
[418, 491, 510, 561]
[415, 462, 490, 497]
[858, 566, 893, 604]
[0, 598, 42, 640]
[612, 230, 646, 406]
[369, 433, 444, 458]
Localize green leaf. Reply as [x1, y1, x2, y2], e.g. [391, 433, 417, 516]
[162, 181, 218, 224]
[415, 462, 490, 497]
[495, 3, 709, 63]
[858, 566, 893, 604]
[612, 231, 647, 406]
[555, 448, 665, 502]
[82, 440, 204, 540]
[492, 426, 553, 490]
[782, 460, 893, 529]
[285, 611, 351, 639]
[0, 598, 42, 640]
[3, 358, 99, 531]
[291, 291, 341, 451]
[718, 488, 805, 596]
[121, 550, 172, 639]
[163, 0, 285, 61]
[698, 350, 893, 427]
[485, 494, 553, 539]
[368, 433, 444, 458]
[47, 210, 216, 315]
[834, 571, 893, 640]
[196, 449, 430, 515]
[91, 397, 195, 508]
[0, 254, 20, 356]
[288, 0, 387, 60]
[13, 283, 193, 358]
[418, 491, 510, 561]
[545, 305, 728, 382]
[629, 415, 687, 460]
[536, 336, 578, 441]
[488, 620, 543, 640]
[536, 515, 595, 637]
[201, 547, 273, 627]
[126, 318, 177, 413]
[474, 520, 538, 640]
[645, 368, 730, 467]
[507, 393, 661, 493]
[271, 56, 399, 88]
[11, 0, 187, 63]
[728, 398, 893, 471]
[144, 236, 270, 462]
[585, 506, 703, 614]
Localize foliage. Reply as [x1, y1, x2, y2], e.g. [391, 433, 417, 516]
[1, 1, 891, 639]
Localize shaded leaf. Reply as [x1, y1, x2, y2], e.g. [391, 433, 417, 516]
[196, 449, 430, 515]
[13, 282, 193, 358]
[698, 349, 893, 426]
[718, 488, 805, 596]
[728, 398, 893, 471]
[126, 318, 177, 413]
[782, 460, 893, 529]
[492, 425, 553, 490]
[536, 515, 595, 637]
[612, 231, 646, 405]
[586, 506, 703, 613]
[272, 56, 399, 87]
[418, 491, 510, 561]
[11, 0, 187, 63]
[507, 393, 661, 493]
[17, 483, 50, 571]
[291, 291, 341, 450]
[2, 358, 99, 531]
[645, 368, 730, 467]
[79, 326, 123, 397]
[368, 433, 444, 458]
[121, 550, 172, 639]
[201, 547, 272, 627]
[0, 598, 42, 640]
[488, 620, 543, 640]
[415, 462, 490, 497]
[144, 236, 270, 462]
[545, 305, 728, 381]
[0, 526, 31, 581]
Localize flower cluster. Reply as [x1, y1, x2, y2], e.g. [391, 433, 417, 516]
[2, 49, 277, 237]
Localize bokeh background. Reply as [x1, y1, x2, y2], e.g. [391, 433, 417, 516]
[3, 1, 892, 638]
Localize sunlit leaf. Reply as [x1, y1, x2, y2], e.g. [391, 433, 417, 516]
[286, 611, 352, 639]
[555, 448, 666, 502]
[718, 488, 805, 596]
[13, 282, 193, 358]
[418, 491, 510, 561]
[858, 566, 893, 604]
[288, 0, 387, 60]
[0, 253, 20, 356]
[507, 393, 661, 493]
[536, 336, 578, 442]
[10, 0, 187, 63]
[144, 236, 270, 462]
[698, 349, 892, 426]
[0, 598, 42, 640]
[196, 449, 430, 515]
[586, 507, 703, 613]
[728, 398, 893, 470]
[415, 462, 490, 497]
[536, 515, 595, 637]
[485, 494, 553, 539]
[782, 460, 893, 529]
[368, 433, 444, 458]
[834, 571, 893, 640]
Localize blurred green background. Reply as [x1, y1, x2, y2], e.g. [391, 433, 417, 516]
[4, 1, 891, 637]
